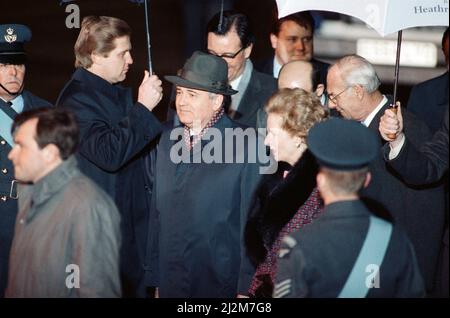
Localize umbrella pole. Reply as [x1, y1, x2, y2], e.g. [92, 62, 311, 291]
[392, 30, 403, 107]
[387, 30, 403, 139]
[144, 0, 153, 74]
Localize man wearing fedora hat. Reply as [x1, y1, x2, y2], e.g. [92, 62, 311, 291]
[0, 23, 51, 298]
[142, 51, 261, 298]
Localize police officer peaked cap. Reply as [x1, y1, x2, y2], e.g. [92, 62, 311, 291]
[307, 118, 380, 171]
[0, 24, 32, 65]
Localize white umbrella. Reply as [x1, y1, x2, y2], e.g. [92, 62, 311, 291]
[276, 0, 449, 111]
[277, 0, 448, 37]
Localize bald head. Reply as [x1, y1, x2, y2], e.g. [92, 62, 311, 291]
[278, 60, 314, 91]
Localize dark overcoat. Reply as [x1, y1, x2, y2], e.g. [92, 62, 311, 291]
[407, 72, 449, 133]
[56, 68, 162, 296]
[144, 115, 262, 298]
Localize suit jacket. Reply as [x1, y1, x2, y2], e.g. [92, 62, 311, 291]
[274, 200, 425, 298]
[229, 69, 277, 128]
[407, 72, 449, 134]
[143, 115, 262, 298]
[362, 99, 445, 292]
[56, 68, 163, 296]
[254, 56, 330, 87]
[0, 90, 51, 298]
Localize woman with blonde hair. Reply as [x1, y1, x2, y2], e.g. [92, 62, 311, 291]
[245, 88, 328, 297]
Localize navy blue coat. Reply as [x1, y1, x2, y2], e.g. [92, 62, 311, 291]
[56, 68, 162, 296]
[0, 90, 51, 297]
[274, 200, 425, 298]
[407, 72, 449, 133]
[143, 115, 262, 298]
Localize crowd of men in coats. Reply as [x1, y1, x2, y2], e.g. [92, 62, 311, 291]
[0, 9, 448, 298]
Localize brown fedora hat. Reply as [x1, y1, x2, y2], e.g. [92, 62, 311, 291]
[165, 51, 237, 96]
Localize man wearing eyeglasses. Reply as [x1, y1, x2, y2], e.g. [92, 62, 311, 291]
[205, 11, 277, 128]
[326, 54, 445, 296]
[0, 24, 51, 298]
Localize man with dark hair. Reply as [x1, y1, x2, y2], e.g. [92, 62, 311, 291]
[205, 11, 276, 128]
[254, 11, 329, 86]
[274, 118, 424, 298]
[0, 24, 51, 298]
[57, 16, 163, 296]
[6, 108, 121, 297]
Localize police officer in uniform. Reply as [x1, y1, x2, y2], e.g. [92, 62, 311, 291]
[0, 24, 51, 297]
[273, 118, 425, 298]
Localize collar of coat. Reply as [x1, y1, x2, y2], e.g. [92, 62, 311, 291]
[72, 67, 130, 101]
[244, 150, 319, 266]
[30, 156, 80, 211]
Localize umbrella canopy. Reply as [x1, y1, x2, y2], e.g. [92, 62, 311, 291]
[276, 0, 449, 37]
[276, 0, 448, 138]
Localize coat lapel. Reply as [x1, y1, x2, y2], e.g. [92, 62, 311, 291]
[236, 71, 262, 122]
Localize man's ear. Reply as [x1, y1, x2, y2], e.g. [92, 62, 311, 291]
[315, 84, 325, 97]
[270, 33, 278, 50]
[244, 43, 253, 59]
[354, 84, 365, 100]
[90, 52, 102, 66]
[42, 144, 61, 163]
[316, 171, 325, 191]
[363, 171, 372, 189]
[212, 94, 224, 111]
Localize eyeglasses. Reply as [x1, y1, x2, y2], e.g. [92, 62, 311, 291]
[327, 87, 350, 105]
[208, 46, 246, 59]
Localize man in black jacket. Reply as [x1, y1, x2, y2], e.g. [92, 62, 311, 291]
[0, 24, 51, 298]
[57, 16, 163, 297]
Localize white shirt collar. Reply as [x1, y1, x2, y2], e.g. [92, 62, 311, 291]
[230, 72, 243, 91]
[273, 56, 282, 79]
[362, 95, 388, 127]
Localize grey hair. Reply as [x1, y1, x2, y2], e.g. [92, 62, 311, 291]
[336, 55, 381, 94]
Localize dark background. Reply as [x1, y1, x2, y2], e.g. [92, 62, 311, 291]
[1, 0, 443, 120]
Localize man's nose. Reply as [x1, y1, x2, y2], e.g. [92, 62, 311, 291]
[326, 98, 337, 109]
[294, 40, 305, 51]
[126, 52, 133, 65]
[7, 65, 17, 76]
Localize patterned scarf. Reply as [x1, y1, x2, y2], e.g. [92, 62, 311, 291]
[183, 107, 225, 150]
